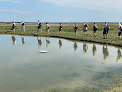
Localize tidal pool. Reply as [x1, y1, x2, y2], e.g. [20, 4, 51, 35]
[0, 35, 122, 92]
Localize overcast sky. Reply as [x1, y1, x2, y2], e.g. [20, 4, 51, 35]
[0, 0, 122, 22]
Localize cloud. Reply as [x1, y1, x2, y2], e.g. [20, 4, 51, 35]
[0, 10, 32, 14]
[41, 0, 122, 10]
[0, 0, 21, 3]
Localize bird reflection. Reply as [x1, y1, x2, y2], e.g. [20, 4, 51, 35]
[46, 37, 50, 48]
[59, 39, 62, 49]
[37, 37, 42, 48]
[12, 35, 16, 45]
[83, 43, 88, 54]
[21, 36, 25, 46]
[92, 44, 97, 56]
[102, 46, 109, 60]
[74, 42, 78, 51]
[117, 49, 122, 62]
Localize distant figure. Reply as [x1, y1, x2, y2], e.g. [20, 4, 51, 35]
[12, 35, 16, 45]
[46, 23, 50, 34]
[103, 22, 110, 39]
[21, 21, 25, 32]
[92, 44, 97, 56]
[83, 22, 88, 36]
[11, 21, 16, 32]
[102, 46, 109, 60]
[59, 23, 63, 35]
[46, 37, 50, 48]
[83, 43, 88, 54]
[59, 39, 62, 49]
[117, 49, 122, 62]
[37, 20, 42, 33]
[118, 22, 122, 40]
[21, 36, 25, 46]
[93, 22, 98, 37]
[74, 42, 78, 51]
[74, 23, 78, 36]
[37, 37, 42, 48]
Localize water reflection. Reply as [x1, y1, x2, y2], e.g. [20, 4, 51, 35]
[46, 37, 50, 48]
[9, 36, 122, 62]
[92, 44, 97, 56]
[103, 46, 109, 60]
[83, 43, 88, 54]
[37, 37, 42, 48]
[117, 49, 122, 62]
[73, 42, 78, 51]
[21, 36, 25, 46]
[59, 39, 62, 49]
[11, 35, 16, 45]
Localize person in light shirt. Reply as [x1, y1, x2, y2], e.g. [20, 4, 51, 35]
[118, 22, 122, 40]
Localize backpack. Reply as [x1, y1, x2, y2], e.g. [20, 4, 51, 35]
[60, 25, 62, 29]
[94, 25, 97, 29]
[84, 24, 88, 27]
[107, 25, 110, 30]
[120, 27, 122, 32]
[75, 25, 78, 29]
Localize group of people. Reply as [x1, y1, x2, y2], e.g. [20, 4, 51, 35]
[11, 21, 122, 40]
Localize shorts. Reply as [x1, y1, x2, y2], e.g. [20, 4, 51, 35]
[11, 26, 15, 30]
[59, 28, 62, 31]
[93, 28, 97, 31]
[21, 26, 25, 30]
[84, 30, 87, 32]
[103, 28, 108, 34]
[74, 29, 77, 33]
[38, 26, 41, 29]
[118, 32, 121, 36]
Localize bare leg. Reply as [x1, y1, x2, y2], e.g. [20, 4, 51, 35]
[40, 29, 42, 33]
[48, 29, 49, 34]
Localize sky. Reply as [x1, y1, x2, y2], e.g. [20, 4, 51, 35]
[0, 0, 122, 22]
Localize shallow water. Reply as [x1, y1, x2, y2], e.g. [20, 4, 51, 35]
[0, 35, 122, 92]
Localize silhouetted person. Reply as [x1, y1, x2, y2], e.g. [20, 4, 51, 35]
[12, 35, 16, 45]
[102, 46, 109, 60]
[83, 43, 88, 54]
[74, 42, 78, 51]
[59, 39, 62, 49]
[117, 49, 122, 62]
[21, 36, 25, 46]
[92, 44, 97, 56]
[46, 37, 50, 48]
[37, 37, 42, 48]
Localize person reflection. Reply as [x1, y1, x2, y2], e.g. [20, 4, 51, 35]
[117, 49, 122, 62]
[59, 39, 62, 49]
[102, 46, 109, 60]
[74, 42, 78, 51]
[46, 37, 50, 48]
[12, 35, 16, 45]
[83, 43, 88, 54]
[21, 36, 25, 46]
[37, 37, 42, 48]
[92, 44, 97, 56]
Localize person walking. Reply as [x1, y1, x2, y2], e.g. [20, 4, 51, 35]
[46, 23, 50, 34]
[118, 22, 122, 40]
[37, 20, 42, 33]
[93, 22, 97, 37]
[103, 21, 110, 39]
[11, 21, 16, 32]
[21, 21, 25, 32]
[83, 22, 89, 36]
[59, 23, 62, 35]
[74, 23, 78, 36]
